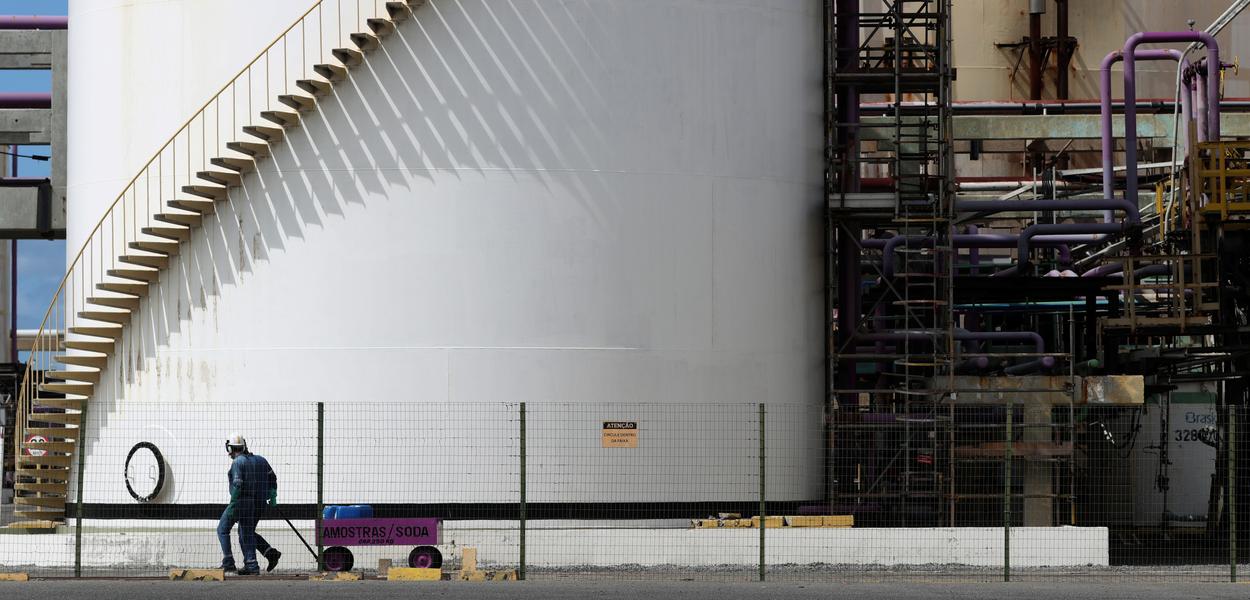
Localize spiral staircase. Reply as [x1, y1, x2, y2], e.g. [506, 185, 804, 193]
[7, 0, 426, 528]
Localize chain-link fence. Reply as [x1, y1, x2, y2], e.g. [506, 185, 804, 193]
[0, 399, 1246, 581]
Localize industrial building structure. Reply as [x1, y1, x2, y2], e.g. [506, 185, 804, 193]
[2, 0, 1250, 571]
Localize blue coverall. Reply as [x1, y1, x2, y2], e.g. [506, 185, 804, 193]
[217, 452, 278, 571]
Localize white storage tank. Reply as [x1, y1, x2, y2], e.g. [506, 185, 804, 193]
[66, 0, 825, 507]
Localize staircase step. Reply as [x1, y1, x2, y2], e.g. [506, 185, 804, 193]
[107, 268, 159, 283]
[34, 398, 88, 411]
[23, 439, 77, 453]
[86, 296, 139, 311]
[182, 184, 228, 200]
[118, 253, 170, 269]
[154, 212, 203, 228]
[15, 482, 68, 493]
[15, 495, 67, 509]
[296, 79, 333, 96]
[128, 240, 181, 256]
[211, 156, 256, 173]
[66, 339, 117, 354]
[67, 326, 121, 340]
[17, 455, 72, 468]
[46, 370, 100, 384]
[168, 199, 216, 214]
[350, 32, 380, 51]
[260, 110, 300, 128]
[38, 382, 92, 396]
[367, 18, 395, 37]
[15, 509, 65, 520]
[243, 125, 284, 143]
[141, 226, 191, 242]
[226, 141, 269, 158]
[27, 412, 82, 426]
[332, 47, 363, 66]
[278, 94, 316, 112]
[385, 2, 412, 21]
[313, 64, 347, 82]
[196, 170, 243, 187]
[56, 354, 110, 368]
[22, 428, 79, 441]
[407, 0, 427, 8]
[96, 282, 149, 297]
[76, 311, 129, 325]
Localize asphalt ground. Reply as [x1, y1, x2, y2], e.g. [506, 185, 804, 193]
[5, 580, 1250, 600]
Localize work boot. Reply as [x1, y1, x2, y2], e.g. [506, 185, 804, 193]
[236, 567, 259, 576]
[220, 563, 237, 574]
[264, 548, 282, 572]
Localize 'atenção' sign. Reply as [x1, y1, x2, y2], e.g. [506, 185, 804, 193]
[602, 421, 639, 448]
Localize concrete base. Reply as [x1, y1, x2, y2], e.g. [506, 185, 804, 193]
[0, 522, 1108, 571]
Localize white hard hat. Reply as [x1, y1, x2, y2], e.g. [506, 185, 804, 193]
[225, 433, 247, 453]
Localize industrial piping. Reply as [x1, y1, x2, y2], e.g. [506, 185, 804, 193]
[1017, 222, 1127, 272]
[1122, 31, 1221, 210]
[956, 197, 1138, 222]
[875, 234, 1075, 278]
[1101, 49, 1191, 222]
[0, 92, 52, 109]
[0, 16, 67, 29]
[854, 330, 1051, 373]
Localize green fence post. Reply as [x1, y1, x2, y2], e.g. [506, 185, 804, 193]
[759, 402, 766, 582]
[74, 401, 88, 578]
[520, 402, 527, 581]
[316, 401, 324, 571]
[1004, 402, 1012, 583]
[1231, 404, 1237, 583]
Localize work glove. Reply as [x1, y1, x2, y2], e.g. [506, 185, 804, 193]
[268, 489, 278, 507]
[223, 502, 236, 522]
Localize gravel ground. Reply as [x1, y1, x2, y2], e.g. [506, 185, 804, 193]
[5, 580, 1250, 600]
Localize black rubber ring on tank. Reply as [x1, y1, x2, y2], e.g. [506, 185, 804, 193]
[124, 441, 166, 503]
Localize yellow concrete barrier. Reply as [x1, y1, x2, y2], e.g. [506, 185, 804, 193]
[387, 567, 442, 581]
[0, 573, 30, 582]
[168, 569, 224, 581]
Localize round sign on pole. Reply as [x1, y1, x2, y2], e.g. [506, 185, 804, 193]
[24, 434, 48, 457]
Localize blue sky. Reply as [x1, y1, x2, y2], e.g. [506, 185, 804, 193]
[2, 0, 68, 330]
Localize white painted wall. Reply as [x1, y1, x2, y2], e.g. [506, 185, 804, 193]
[68, 0, 825, 505]
[0, 523, 1110, 571]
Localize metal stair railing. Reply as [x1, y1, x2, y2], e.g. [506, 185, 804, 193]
[12, 0, 403, 504]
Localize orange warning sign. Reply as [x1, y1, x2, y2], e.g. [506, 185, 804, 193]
[601, 421, 638, 448]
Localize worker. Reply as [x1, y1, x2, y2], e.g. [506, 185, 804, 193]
[218, 433, 282, 575]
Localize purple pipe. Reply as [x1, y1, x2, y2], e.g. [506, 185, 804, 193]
[855, 330, 1044, 354]
[0, 93, 51, 109]
[1018, 222, 1126, 270]
[1123, 32, 1221, 210]
[1101, 49, 1190, 222]
[966, 225, 980, 269]
[833, 0, 861, 400]
[1081, 263, 1125, 277]
[881, 234, 1074, 278]
[0, 16, 67, 29]
[1004, 356, 1057, 375]
[957, 197, 1139, 223]
[956, 356, 991, 373]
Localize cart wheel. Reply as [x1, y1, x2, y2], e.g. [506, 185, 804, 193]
[408, 546, 442, 569]
[323, 546, 354, 572]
